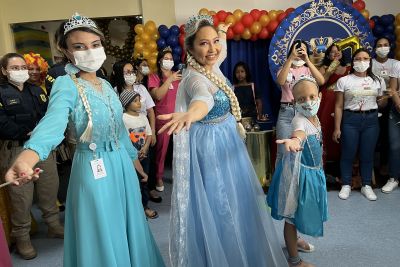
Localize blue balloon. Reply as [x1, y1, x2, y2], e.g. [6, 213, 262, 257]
[386, 24, 395, 33]
[167, 35, 178, 47]
[170, 25, 180, 36]
[157, 38, 167, 49]
[173, 46, 182, 55]
[383, 33, 396, 42]
[370, 16, 379, 24]
[173, 54, 181, 63]
[380, 15, 392, 26]
[388, 14, 395, 23]
[158, 24, 168, 32]
[159, 28, 170, 39]
[373, 25, 384, 36]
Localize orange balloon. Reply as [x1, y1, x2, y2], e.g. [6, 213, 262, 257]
[144, 20, 157, 34]
[241, 28, 252, 40]
[360, 9, 369, 19]
[250, 22, 262, 34]
[233, 9, 244, 20]
[269, 10, 278, 21]
[259, 14, 271, 27]
[225, 14, 236, 25]
[134, 41, 144, 53]
[141, 32, 151, 43]
[209, 11, 216, 16]
[396, 13, 400, 24]
[199, 8, 209, 15]
[134, 24, 144, 35]
[276, 10, 284, 15]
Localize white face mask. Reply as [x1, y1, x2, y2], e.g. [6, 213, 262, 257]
[375, 47, 390, 58]
[161, 59, 174, 70]
[353, 60, 370, 73]
[141, 66, 150, 75]
[292, 59, 306, 67]
[124, 74, 136, 86]
[9, 70, 29, 84]
[72, 47, 106, 73]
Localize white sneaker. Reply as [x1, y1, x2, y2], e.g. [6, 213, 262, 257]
[381, 178, 399, 193]
[361, 185, 377, 201]
[338, 185, 351, 200]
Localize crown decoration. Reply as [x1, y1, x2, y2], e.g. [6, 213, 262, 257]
[293, 75, 319, 88]
[184, 15, 214, 38]
[162, 46, 172, 52]
[64, 12, 99, 34]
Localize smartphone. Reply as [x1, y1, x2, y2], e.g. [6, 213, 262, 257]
[295, 40, 302, 49]
[177, 63, 186, 73]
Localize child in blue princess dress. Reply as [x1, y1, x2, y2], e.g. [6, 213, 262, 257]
[267, 76, 328, 267]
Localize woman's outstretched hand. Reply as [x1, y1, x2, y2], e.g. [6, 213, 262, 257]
[158, 112, 194, 135]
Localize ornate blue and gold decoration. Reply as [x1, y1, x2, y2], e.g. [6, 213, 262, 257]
[268, 0, 374, 80]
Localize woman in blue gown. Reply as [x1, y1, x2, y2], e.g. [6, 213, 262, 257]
[158, 15, 288, 267]
[4, 13, 164, 267]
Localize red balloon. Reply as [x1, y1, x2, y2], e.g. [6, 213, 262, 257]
[369, 19, 375, 29]
[260, 10, 268, 16]
[277, 12, 287, 22]
[179, 34, 185, 46]
[216, 10, 228, 22]
[352, 0, 365, 11]
[213, 15, 220, 27]
[241, 13, 254, 28]
[250, 9, 262, 21]
[232, 22, 245, 35]
[179, 24, 185, 34]
[267, 20, 279, 33]
[286, 7, 295, 14]
[258, 27, 269, 39]
[250, 35, 258, 41]
[226, 28, 234, 39]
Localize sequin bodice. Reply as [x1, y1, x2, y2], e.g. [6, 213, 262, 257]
[201, 90, 230, 122]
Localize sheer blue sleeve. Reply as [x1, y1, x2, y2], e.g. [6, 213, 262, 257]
[24, 75, 77, 161]
[186, 75, 215, 112]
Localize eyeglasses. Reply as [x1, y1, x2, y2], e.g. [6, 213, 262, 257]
[8, 66, 28, 71]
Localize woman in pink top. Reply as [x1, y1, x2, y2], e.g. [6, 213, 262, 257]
[148, 48, 181, 191]
[275, 40, 324, 163]
[274, 40, 324, 255]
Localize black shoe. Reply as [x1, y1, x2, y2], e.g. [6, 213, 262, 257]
[149, 195, 162, 203]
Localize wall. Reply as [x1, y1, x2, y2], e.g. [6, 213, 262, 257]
[174, 0, 400, 24]
[142, 0, 176, 26]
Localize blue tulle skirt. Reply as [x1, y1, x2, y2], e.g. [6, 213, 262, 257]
[185, 115, 287, 267]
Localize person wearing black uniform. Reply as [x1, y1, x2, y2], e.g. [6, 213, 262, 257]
[0, 53, 63, 260]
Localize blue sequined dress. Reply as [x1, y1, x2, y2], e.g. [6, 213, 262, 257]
[170, 69, 288, 267]
[24, 69, 165, 267]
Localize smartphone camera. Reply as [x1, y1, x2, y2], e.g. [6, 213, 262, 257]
[178, 63, 186, 73]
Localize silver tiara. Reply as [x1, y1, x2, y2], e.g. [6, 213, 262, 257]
[184, 15, 213, 38]
[293, 75, 319, 88]
[64, 12, 98, 34]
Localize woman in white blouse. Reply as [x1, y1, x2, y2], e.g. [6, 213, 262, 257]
[333, 48, 386, 201]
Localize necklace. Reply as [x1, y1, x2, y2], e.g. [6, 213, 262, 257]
[307, 117, 322, 145]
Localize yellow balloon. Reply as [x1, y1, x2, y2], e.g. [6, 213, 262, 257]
[142, 49, 151, 59]
[395, 25, 400, 37]
[233, 35, 241, 41]
[148, 41, 157, 51]
[209, 11, 216, 16]
[241, 28, 251, 40]
[259, 14, 270, 27]
[269, 10, 278, 21]
[199, 8, 209, 15]
[144, 21, 157, 34]
[250, 22, 262, 34]
[151, 51, 158, 58]
[134, 35, 141, 42]
[360, 9, 369, 19]
[134, 41, 144, 53]
[396, 13, 400, 24]
[152, 32, 160, 41]
[141, 32, 151, 43]
[134, 24, 144, 35]
[133, 52, 142, 59]
[233, 9, 244, 20]
[148, 57, 157, 66]
[396, 49, 400, 60]
[276, 10, 284, 15]
[225, 14, 236, 25]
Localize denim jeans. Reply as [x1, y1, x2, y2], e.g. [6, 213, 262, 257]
[340, 110, 379, 186]
[388, 108, 400, 179]
[275, 104, 295, 163]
